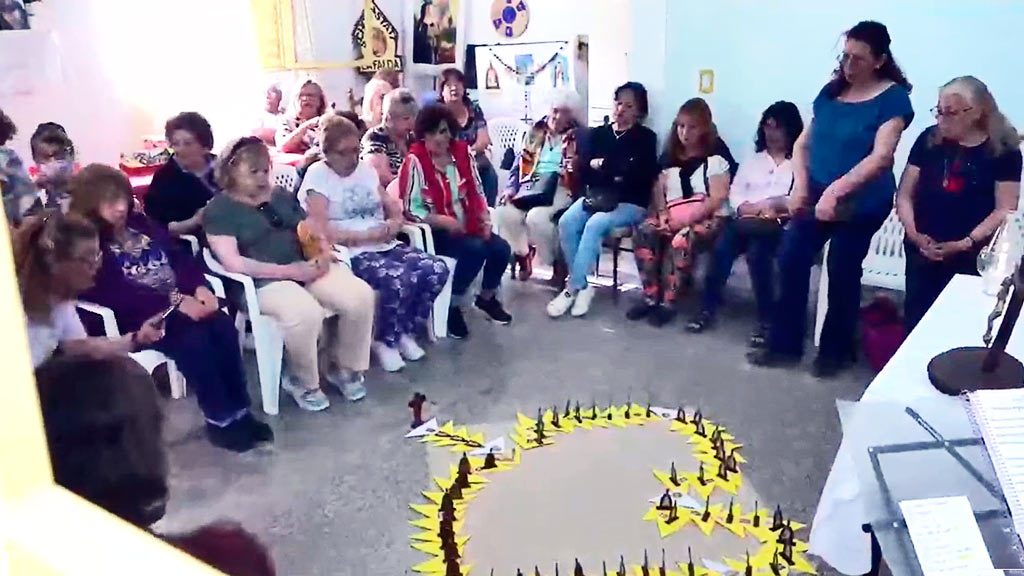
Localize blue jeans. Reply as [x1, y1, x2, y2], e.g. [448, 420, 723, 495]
[558, 198, 647, 292]
[702, 218, 781, 324]
[767, 209, 889, 360]
[432, 229, 512, 304]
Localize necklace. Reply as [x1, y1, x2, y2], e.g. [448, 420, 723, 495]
[613, 126, 631, 139]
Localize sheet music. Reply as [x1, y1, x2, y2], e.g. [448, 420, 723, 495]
[969, 388, 1024, 545]
[899, 496, 994, 576]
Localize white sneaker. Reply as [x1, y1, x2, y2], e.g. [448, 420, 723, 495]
[281, 374, 330, 411]
[397, 334, 426, 361]
[570, 285, 596, 317]
[372, 341, 406, 372]
[546, 290, 576, 318]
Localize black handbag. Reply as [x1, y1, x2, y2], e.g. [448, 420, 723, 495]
[582, 185, 619, 213]
[511, 172, 560, 211]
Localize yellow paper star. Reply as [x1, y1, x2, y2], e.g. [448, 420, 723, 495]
[410, 535, 470, 556]
[516, 412, 537, 428]
[713, 501, 746, 538]
[642, 505, 691, 538]
[632, 565, 681, 576]
[412, 557, 446, 573]
[448, 432, 486, 452]
[543, 409, 575, 433]
[711, 469, 742, 495]
[446, 465, 490, 486]
[408, 516, 464, 533]
[409, 530, 440, 542]
[410, 503, 439, 518]
[724, 554, 771, 574]
[510, 430, 554, 450]
[681, 471, 717, 501]
[689, 504, 722, 536]
[653, 468, 690, 492]
[669, 419, 694, 435]
[675, 563, 723, 576]
[753, 543, 816, 575]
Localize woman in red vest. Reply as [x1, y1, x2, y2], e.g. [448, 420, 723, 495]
[397, 104, 512, 339]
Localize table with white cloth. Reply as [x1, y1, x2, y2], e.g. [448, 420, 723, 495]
[809, 274, 1024, 575]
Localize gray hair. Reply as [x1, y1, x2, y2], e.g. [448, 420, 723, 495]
[548, 88, 582, 122]
[936, 76, 1020, 155]
[383, 88, 418, 122]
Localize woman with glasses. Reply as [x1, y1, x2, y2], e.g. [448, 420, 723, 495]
[277, 79, 329, 154]
[301, 115, 448, 372]
[897, 76, 1021, 331]
[66, 164, 272, 452]
[145, 112, 219, 237]
[397, 104, 513, 339]
[749, 21, 914, 378]
[205, 137, 375, 411]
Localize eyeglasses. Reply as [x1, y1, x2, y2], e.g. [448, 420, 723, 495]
[838, 52, 869, 66]
[225, 136, 264, 165]
[257, 202, 284, 228]
[931, 106, 974, 119]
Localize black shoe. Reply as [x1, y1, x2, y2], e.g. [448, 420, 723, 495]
[686, 310, 714, 333]
[475, 296, 512, 324]
[812, 354, 850, 379]
[206, 419, 259, 453]
[447, 306, 469, 339]
[240, 412, 274, 445]
[748, 323, 770, 349]
[647, 305, 677, 327]
[747, 348, 801, 368]
[626, 300, 656, 321]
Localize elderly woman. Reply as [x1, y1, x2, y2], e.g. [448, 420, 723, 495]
[898, 76, 1021, 331]
[361, 88, 418, 188]
[253, 84, 284, 145]
[749, 21, 914, 378]
[438, 68, 498, 206]
[0, 106, 36, 225]
[547, 81, 659, 319]
[205, 137, 375, 410]
[66, 165, 271, 452]
[493, 91, 582, 281]
[397, 104, 512, 340]
[30, 122, 77, 212]
[276, 79, 328, 154]
[145, 112, 219, 236]
[301, 116, 448, 372]
[360, 69, 400, 128]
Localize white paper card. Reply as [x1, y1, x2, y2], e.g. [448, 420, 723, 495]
[405, 418, 439, 438]
[469, 436, 506, 457]
[899, 496, 994, 576]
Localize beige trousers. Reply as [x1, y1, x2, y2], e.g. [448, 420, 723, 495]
[493, 186, 572, 265]
[256, 263, 375, 391]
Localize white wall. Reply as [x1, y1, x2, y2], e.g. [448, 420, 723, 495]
[3, 0, 266, 165]
[659, 0, 1024, 169]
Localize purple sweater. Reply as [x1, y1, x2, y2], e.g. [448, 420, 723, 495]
[81, 213, 207, 333]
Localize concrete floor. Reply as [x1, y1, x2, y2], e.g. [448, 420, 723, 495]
[153, 261, 877, 576]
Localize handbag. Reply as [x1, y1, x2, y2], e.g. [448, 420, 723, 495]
[511, 172, 560, 211]
[664, 162, 709, 226]
[583, 185, 619, 213]
[733, 171, 795, 236]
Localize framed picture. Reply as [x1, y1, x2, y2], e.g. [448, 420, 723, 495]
[1, 0, 30, 31]
[407, 0, 466, 75]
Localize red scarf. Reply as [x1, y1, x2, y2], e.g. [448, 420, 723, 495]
[400, 140, 488, 237]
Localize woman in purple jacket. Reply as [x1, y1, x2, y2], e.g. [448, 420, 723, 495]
[69, 164, 271, 453]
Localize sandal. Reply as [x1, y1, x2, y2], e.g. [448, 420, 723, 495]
[686, 310, 714, 333]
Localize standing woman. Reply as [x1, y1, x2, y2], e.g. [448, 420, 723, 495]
[749, 21, 914, 377]
[276, 79, 328, 154]
[547, 81, 659, 319]
[438, 68, 499, 206]
[897, 76, 1021, 331]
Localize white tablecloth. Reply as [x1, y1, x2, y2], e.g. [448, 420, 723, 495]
[808, 274, 1024, 574]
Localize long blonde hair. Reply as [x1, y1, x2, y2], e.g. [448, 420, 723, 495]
[932, 76, 1020, 155]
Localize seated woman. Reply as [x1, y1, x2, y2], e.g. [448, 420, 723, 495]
[361, 88, 418, 188]
[627, 98, 735, 327]
[360, 69, 400, 128]
[205, 137, 375, 410]
[254, 83, 284, 145]
[397, 104, 512, 339]
[547, 82, 659, 319]
[493, 91, 582, 282]
[300, 115, 448, 372]
[65, 165, 271, 452]
[688, 101, 804, 343]
[30, 122, 77, 212]
[276, 79, 328, 154]
[145, 112, 219, 237]
[898, 76, 1021, 331]
[0, 107, 37, 225]
[438, 68, 499, 206]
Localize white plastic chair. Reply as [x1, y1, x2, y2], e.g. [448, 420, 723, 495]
[272, 164, 299, 193]
[814, 209, 906, 345]
[487, 117, 529, 188]
[74, 275, 226, 400]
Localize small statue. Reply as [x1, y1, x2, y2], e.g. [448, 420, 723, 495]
[574, 401, 582, 423]
[574, 559, 585, 576]
[603, 560, 608, 576]
[442, 539, 460, 563]
[564, 399, 572, 418]
[666, 500, 680, 524]
[659, 549, 667, 576]
[483, 451, 498, 470]
[440, 491, 455, 521]
[454, 467, 470, 491]
[618, 555, 627, 576]
[717, 460, 729, 481]
[409, 392, 427, 428]
[646, 403, 654, 419]
[710, 426, 722, 444]
[697, 463, 708, 485]
[714, 437, 728, 463]
[439, 517, 454, 541]
[669, 462, 680, 487]
[552, 406, 561, 428]
[517, 570, 524, 576]
[445, 559, 461, 576]
[449, 480, 463, 500]
[693, 409, 704, 426]
[771, 505, 784, 531]
[641, 549, 650, 576]
[781, 531, 795, 565]
[725, 450, 740, 473]
[458, 453, 472, 477]
[607, 406, 614, 421]
[554, 563, 560, 576]
[701, 495, 712, 522]
[590, 401, 598, 420]
[675, 407, 686, 423]
[534, 418, 547, 445]
[694, 418, 707, 438]
[657, 489, 674, 511]
[744, 551, 753, 576]
[725, 497, 735, 524]
[625, 403, 632, 420]
[686, 547, 696, 576]
[752, 500, 761, 527]
[535, 566, 542, 576]
[777, 518, 795, 546]
[769, 550, 784, 576]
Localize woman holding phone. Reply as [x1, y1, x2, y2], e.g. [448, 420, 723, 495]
[67, 164, 272, 453]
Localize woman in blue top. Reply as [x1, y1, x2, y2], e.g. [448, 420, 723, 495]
[749, 21, 914, 377]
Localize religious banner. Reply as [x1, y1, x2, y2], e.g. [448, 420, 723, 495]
[407, 0, 466, 75]
[351, 0, 401, 76]
[474, 41, 573, 122]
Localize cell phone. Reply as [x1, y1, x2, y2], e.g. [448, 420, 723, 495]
[154, 301, 180, 327]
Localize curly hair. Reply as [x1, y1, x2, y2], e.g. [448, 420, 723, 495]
[754, 101, 804, 158]
[213, 136, 270, 191]
[30, 122, 75, 162]
[165, 111, 215, 150]
[826, 21, 911, 99]
[13, 210, 98, 320]
[0, 107, 16, 146]
[35, 355, 169, 528]
[414, 103, 459, 141]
